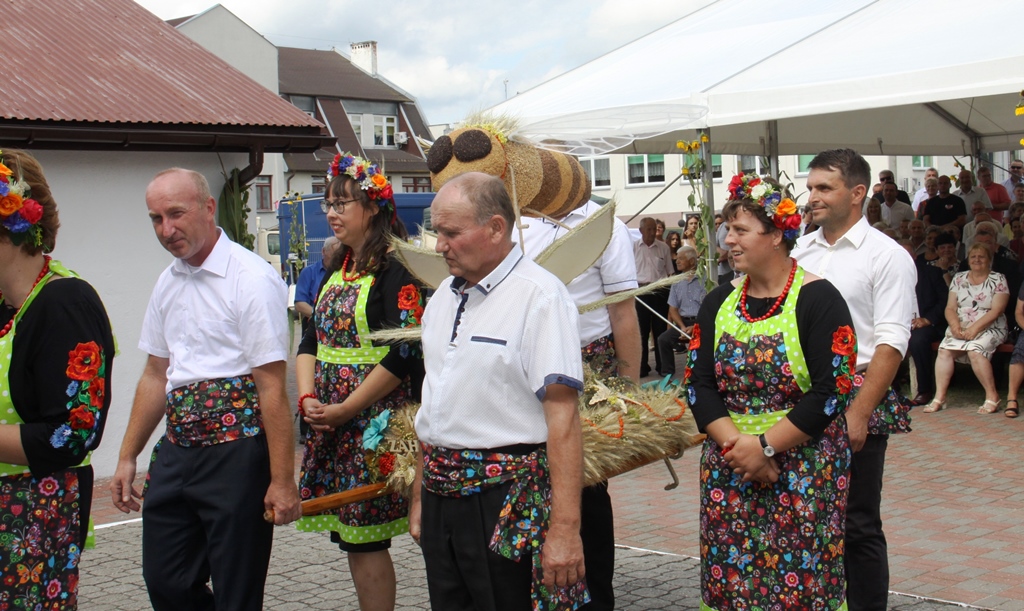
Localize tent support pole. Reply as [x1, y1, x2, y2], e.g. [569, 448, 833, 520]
[924, 103, 983, 150]
[700, 127, 717, 285]
[767, 121, 780, 177]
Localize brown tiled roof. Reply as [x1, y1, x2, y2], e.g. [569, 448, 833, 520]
[367, 149, 429, 173]
[0, 0, 332, 152]
[283, 149, 339, 173]
[279, 47, 411, 102]
[400, 103, 432, 143]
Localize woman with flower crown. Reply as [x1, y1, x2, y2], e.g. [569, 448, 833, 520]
[683, 174, 857, 609]
[0, 149, 115, 609]
[295, 153, 424, 610]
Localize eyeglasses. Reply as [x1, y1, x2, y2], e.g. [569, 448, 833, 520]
[1011, 165, 1023, 171]
[321, 197, 358, 214]
[879, 176, 894, 182]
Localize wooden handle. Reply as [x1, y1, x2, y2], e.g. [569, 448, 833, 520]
[263, 482, 389, 523]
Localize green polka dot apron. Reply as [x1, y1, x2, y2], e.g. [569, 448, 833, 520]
[296, 269, 409, 543]
[699, 266, 850, 611]
[0, 260, 95, 611]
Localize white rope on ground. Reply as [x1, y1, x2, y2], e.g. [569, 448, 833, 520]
[94, 517, 143, 529]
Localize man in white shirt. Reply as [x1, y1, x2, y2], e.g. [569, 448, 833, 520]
[956, 169, 992, 217]
[110, 169, 300, 611]
[411, 172, 587, 611]
[911, 167, 939, 212]
[794, 149, 916, 611]
[879, 182, 915, 230]
[516, 200, 640, 610]
[633, 217, 674, 376]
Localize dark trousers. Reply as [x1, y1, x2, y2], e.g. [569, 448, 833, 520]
[845, 434, 889, 611]
[908, 325, 942, 396]
[636, 289, 669, 374]
[579, 482, 614, 611]
[655, 317, 695, 377]
[421, 481, 532, 611]
[142, 435, 273, 611]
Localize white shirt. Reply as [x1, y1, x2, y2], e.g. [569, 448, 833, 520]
[880, 200, 916, 230]
[794, 217, 916, 367]
[515, 201, 638, 345]
[139, 230, 290, 392]
[633, 238, 673, 284]
[416, 245, 583, 449]
[957, 187, 992, 217]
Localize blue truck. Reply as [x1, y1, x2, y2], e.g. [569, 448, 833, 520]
[276, 192, 434, 283]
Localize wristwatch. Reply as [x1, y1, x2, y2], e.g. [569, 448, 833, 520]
[758, 434, 776, 457]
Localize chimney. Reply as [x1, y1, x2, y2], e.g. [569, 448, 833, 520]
[350, 41, 378, 76]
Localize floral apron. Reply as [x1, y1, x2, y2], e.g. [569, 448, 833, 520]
[296, 270, 408, 543]
[0, 260, 90, 610]
[699, 268, 851, 611]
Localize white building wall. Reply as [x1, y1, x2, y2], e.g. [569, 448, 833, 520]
[607, 153, 961, 229]
[32, 150, 249, 477]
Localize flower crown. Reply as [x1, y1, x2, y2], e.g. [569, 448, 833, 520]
[327, 152, 394, 208]
[727, 173, 801, 240]
[0, 151, 44, 247]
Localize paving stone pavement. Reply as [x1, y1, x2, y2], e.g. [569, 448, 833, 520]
[80, 520, 967, 610]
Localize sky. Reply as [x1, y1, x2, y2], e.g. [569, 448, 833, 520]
[134, 0, 710, 125]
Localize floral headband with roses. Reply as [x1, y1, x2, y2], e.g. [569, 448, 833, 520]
[327, 152, 395, 211]
[0, 151, 44, 247]
[726, 173, 801, 241]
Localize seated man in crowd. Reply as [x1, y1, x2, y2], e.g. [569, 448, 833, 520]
[656, 245, 706, 378]
[956, 169, 992, 218]
[902, 240, 949, 406]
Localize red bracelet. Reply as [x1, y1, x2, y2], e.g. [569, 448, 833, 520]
[297, 392, 317, 415]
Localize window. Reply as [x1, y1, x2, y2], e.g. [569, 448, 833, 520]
[348, 113, 399, 148]
[627, 154, 665, 185]
[252, 176, 273, 212]
[912, 156, 933, 169]
[266, 231, 280, 256]
[402, 176, 432, 193]
[311, 175, 326, 194]
[373, 115, 398, 147]
[738, 155, 762, 175]
[798, 155, 815, 174]
[348, 114, 362, 145]
[580, 157, 611, 189]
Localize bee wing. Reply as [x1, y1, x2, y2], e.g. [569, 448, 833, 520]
[390, 235, 449, 290]
[532, 200, 615, 285]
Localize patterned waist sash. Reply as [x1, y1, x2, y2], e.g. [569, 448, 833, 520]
[728, 409, 791, 436]
[164, 375, 263, 447]
[421, 443, 590, 611]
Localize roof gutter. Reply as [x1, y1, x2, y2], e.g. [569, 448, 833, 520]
[238, 146, 264, 184]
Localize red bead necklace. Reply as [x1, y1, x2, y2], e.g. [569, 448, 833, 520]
[0, 255, 52, 339]
[340, 251, 365, 282]
[739, 258, 797, 323]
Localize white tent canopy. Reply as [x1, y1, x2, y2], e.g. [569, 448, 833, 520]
[491, 0, 1024, 157]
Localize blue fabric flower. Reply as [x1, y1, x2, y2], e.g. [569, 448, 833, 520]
[66, 381, 79, 397]
[50, 425, 72, 449]
[1, 211, 29, 233]
[362, 409, 391, 451]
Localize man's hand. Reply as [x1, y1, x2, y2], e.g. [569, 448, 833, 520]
[111, 458, 142, 513]
[264, 479, 301, 525]
[846, 409, 869, 452]
[541, 522, 586, 588]
[911, 317, 930, 330]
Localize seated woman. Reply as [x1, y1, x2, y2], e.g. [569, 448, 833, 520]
[916, 225, 942, 264]
[925, 243, 1010, 414]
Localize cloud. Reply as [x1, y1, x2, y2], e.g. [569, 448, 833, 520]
[134, 0, 707, 125]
